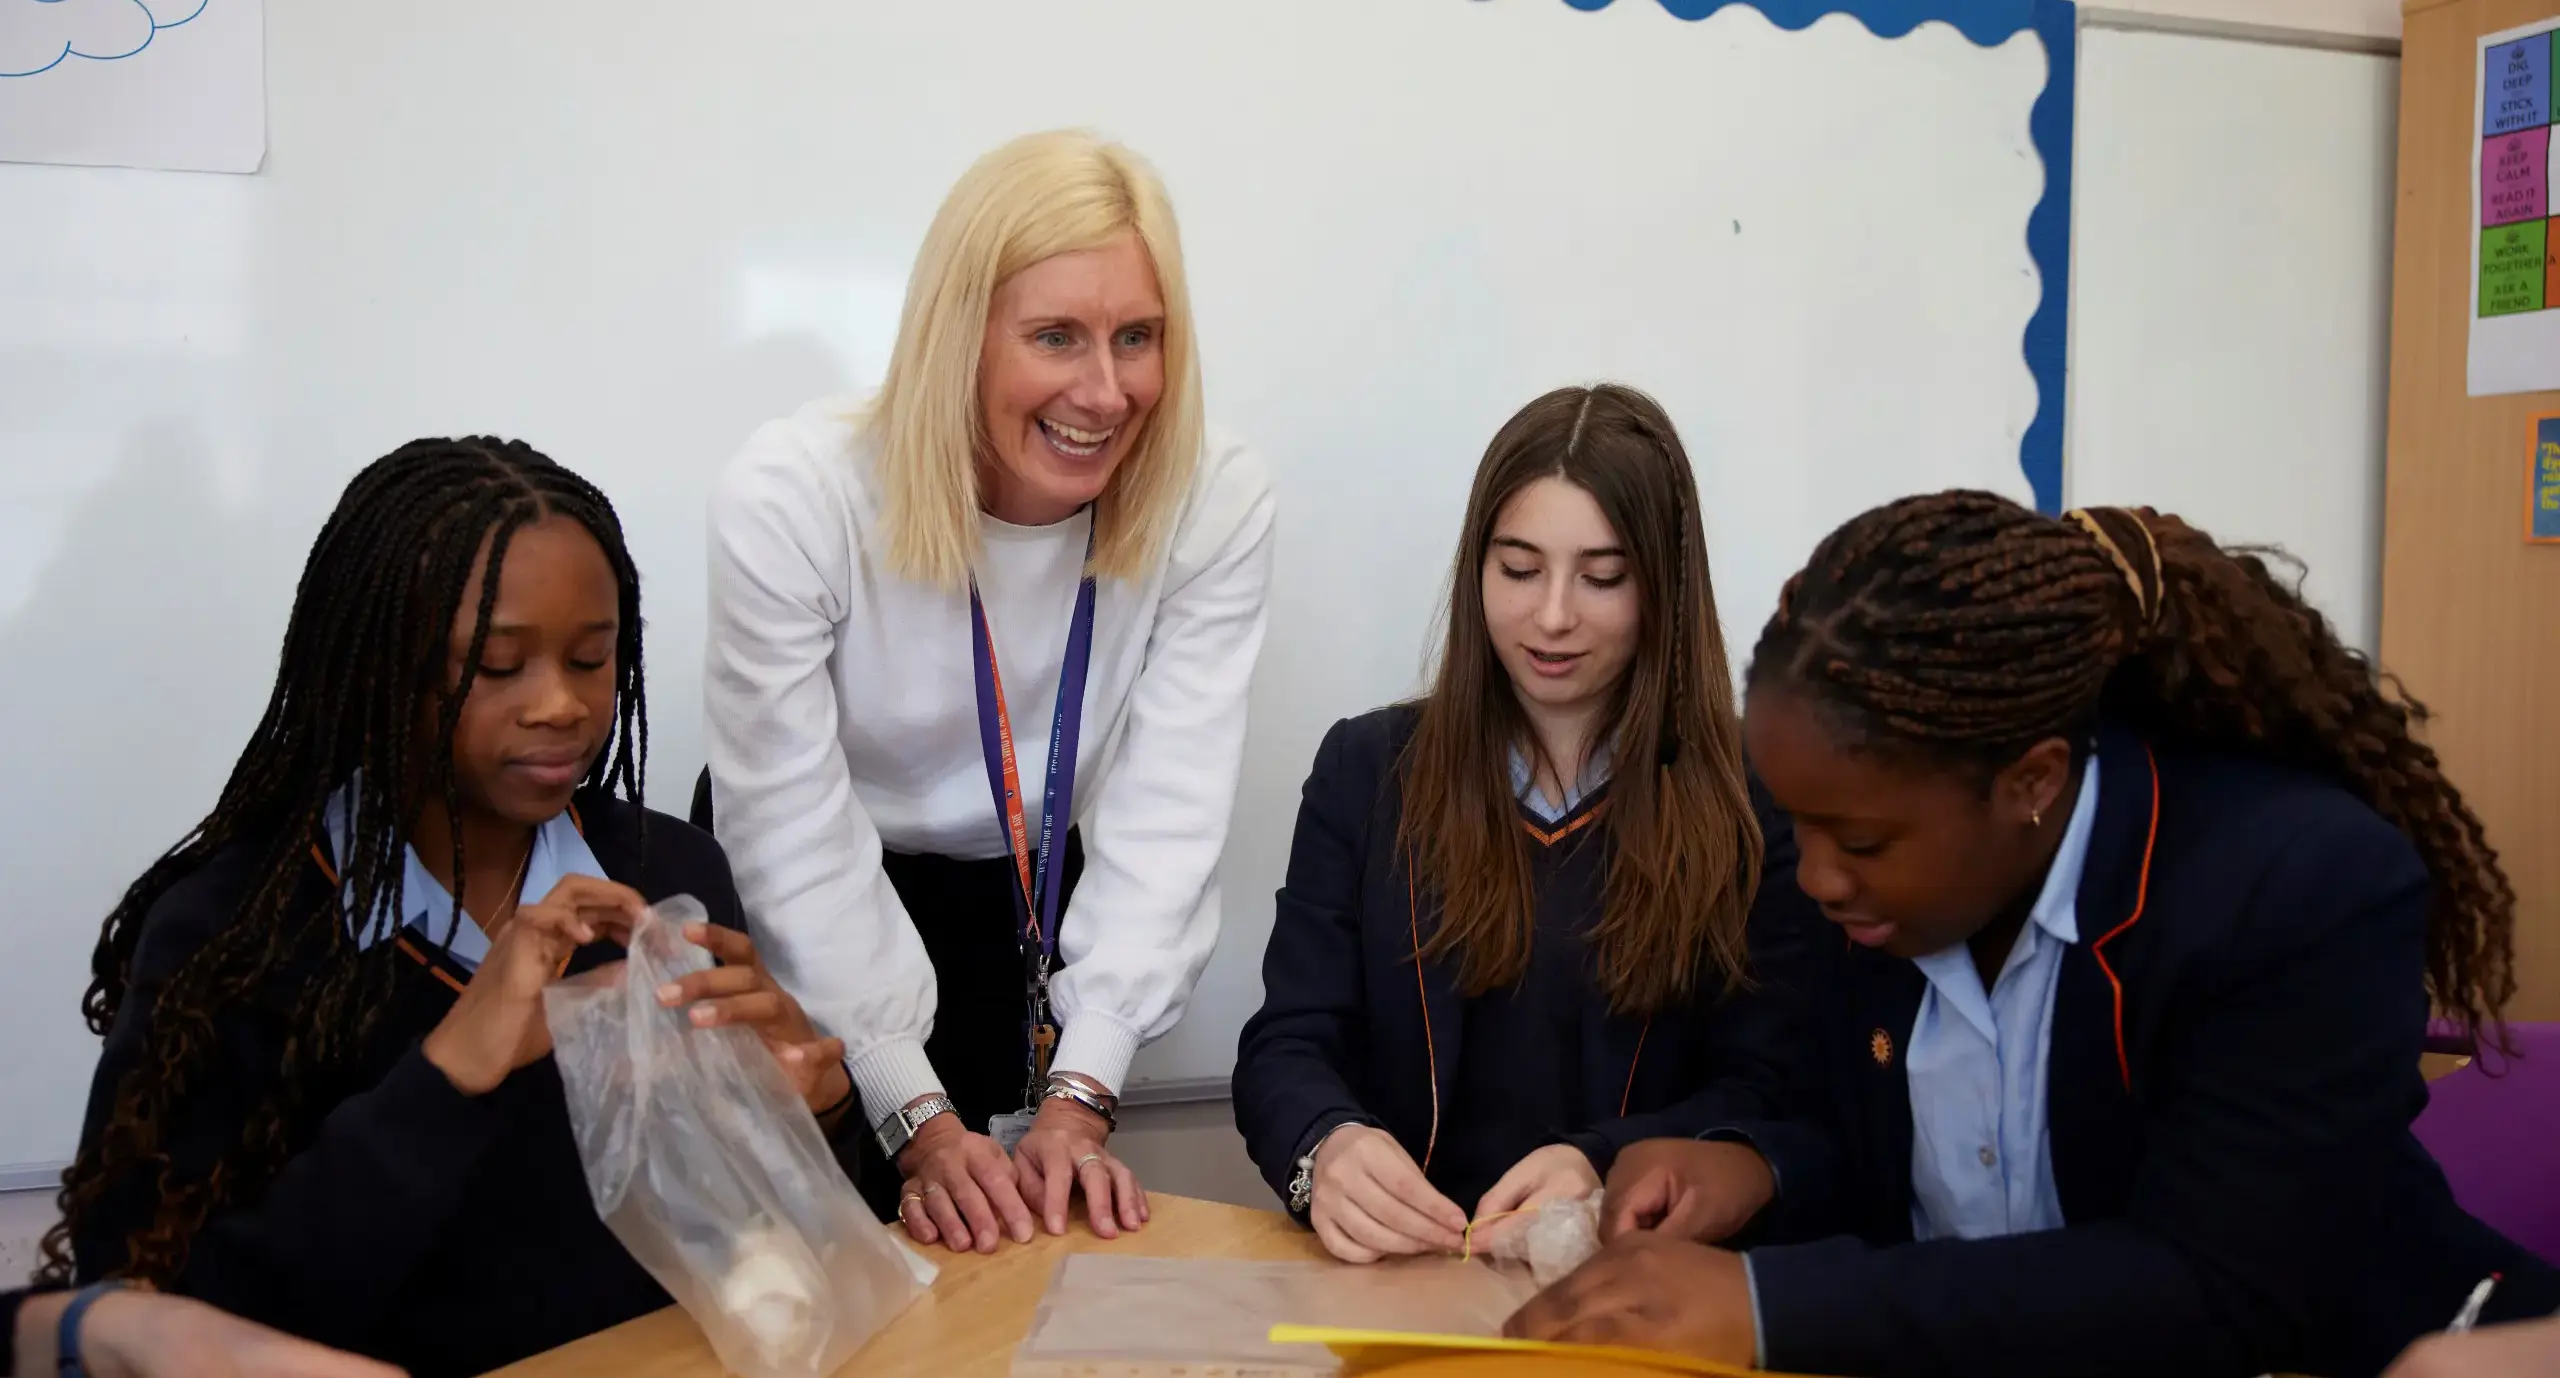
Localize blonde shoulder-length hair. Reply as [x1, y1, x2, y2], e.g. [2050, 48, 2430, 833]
[867, 129, 1205, 590]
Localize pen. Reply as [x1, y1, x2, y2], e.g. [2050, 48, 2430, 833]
[2447, 1272, 2501, 1335]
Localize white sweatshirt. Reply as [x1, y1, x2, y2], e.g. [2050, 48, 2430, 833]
[704, 395, 1276, 1124]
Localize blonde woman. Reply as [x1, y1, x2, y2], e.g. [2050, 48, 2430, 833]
[705, 130, 1273, 1255]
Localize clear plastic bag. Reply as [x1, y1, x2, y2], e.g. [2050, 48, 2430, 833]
[1473, 1191, 1604, 1287]
[545, 896, 936, 1378]
[1013, 1254, 1537, 1376]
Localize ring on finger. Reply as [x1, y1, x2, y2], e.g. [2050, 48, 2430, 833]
[1075, 1153, 1104, 1168]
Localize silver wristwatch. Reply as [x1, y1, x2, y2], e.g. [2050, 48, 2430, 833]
[873, 1094, 956, 1160]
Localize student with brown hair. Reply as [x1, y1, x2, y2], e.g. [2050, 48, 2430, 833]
[1232, 384, 1816, 1265]
[1508, 491, 2558, 1378]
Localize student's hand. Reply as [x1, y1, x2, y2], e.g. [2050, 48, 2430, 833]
[423, 875, 643, 1096]
[2384, 1316, 2560, 1378]
[1502, 1232, 1756, 1365]
[1470, 1144, 1601, 1250]
[15, 1288, 408, 1378]
[1015, 1078, 1149, 1240]
[657, 920, 851, 1115]
[896, 1109, 1036, 1254]
[1308, 1124, 1468, 1263]
[1601, 1137, 1776, 1245]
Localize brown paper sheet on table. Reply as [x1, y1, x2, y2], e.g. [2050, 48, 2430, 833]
[1010, 1253, 1538, 1377]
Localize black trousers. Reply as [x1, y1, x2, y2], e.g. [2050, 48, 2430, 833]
[852, 831, 1086, 1221]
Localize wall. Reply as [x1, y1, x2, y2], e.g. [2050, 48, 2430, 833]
[2068, 27, 2401, 652]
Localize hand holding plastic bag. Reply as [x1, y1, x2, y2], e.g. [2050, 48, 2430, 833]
[545, 897, 934, 1378]
[1474, 1191, 1605, 1287]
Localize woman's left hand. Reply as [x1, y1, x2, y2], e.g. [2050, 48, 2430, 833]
[1471, 1143, 1601, 1250]
[660, 920, 851, 1116]
[1013, 1081, 1149, 1239]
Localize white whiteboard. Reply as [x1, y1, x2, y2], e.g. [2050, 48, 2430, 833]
[0, 0, 2063, 1171]
[2068, 27, 2398, 655]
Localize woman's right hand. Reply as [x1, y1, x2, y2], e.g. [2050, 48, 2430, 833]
[1308, 1124, 1468, 1263]
[422, 875, 645, 1096]
[895, 1109, 1036, 1254]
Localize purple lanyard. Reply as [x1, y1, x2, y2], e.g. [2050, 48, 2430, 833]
[969, 525, 1097, 1098]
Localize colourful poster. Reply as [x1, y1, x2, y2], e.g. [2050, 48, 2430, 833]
[2470, 20, 2560, 396]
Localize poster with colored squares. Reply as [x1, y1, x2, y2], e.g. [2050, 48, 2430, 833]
[2471, 18, 2560, 397]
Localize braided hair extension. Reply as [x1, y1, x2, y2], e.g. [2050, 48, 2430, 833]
[1750, 489, 2516, 1048]
[34, 438, 648, 1287]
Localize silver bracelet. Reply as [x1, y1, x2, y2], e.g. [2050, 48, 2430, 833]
[1289, 1121, 1361, 1214]
[1041, 1075, 1117, 1129]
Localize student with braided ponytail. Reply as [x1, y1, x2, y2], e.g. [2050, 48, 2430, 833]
[1507, 490, 2557, 1377]
[1234, 385, 1817, 1265]
[35, 440, 855, 1378]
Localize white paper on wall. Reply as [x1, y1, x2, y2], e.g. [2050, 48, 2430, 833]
[0, 0, 263, 174]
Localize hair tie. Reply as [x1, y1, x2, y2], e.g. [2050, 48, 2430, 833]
[2063, 506, 2162, 630]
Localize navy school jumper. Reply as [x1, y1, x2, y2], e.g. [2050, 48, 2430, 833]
[1233, 705, 1820, 1219]
[67, 792, 863, 1378]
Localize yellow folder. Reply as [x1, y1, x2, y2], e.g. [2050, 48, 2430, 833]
[1267, 1324, 1812, 1376]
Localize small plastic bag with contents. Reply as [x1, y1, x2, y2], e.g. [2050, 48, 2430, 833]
[544, 896, 935, 1378]
[1468, 1190, 1606, 1287]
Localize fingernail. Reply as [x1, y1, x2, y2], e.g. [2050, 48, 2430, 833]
[690, 1006, 714, 1025]
[783, 1046, 804, 1062]
[657, 984, 681, 1005]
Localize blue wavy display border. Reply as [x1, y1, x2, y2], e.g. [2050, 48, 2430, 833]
[1548, 0, 2076, 513]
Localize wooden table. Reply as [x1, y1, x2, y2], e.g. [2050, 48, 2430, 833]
[489, 1194, 1330, 1378]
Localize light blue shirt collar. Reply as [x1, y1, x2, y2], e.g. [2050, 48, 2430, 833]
[323, 782, 607, 972]
[1905, 755, 2100, 1241]
[1507, 743, 1613, 823]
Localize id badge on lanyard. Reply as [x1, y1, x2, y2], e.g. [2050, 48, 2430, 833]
[969, 524, 1099, 1118]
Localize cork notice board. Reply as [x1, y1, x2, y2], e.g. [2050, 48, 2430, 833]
[2384, 0, 2560, 1021]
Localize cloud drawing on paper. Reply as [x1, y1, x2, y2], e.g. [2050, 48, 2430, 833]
[1, 0, 208, 78]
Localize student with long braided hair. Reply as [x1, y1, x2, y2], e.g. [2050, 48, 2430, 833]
[1509, 491, 2557, 1378]
[1233, 385, 1816, 1264]
[35, 440, 858, 1378]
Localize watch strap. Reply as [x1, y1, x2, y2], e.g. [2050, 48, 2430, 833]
[873, 1094, 956, 1159]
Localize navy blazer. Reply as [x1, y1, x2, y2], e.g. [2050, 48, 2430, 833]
[1729, 722, 2558, 1378]
[1233, 705, 1817, 1217]
[67, 792, 846, 1378]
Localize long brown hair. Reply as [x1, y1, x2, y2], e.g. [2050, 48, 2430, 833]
[1396, 384, 1762, 1014]
[1750, 490, 2516, 1049]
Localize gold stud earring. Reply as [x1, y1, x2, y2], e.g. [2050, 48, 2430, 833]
[2031, 808, 2045, 829]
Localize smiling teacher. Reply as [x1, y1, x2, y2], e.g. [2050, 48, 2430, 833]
[703, 129, 1275, 1254]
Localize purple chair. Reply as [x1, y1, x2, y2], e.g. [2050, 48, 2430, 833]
[2413, 1020, 2560, 1264]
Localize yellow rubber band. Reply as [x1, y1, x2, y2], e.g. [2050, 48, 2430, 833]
[1458, 1207, 1530, 1261]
